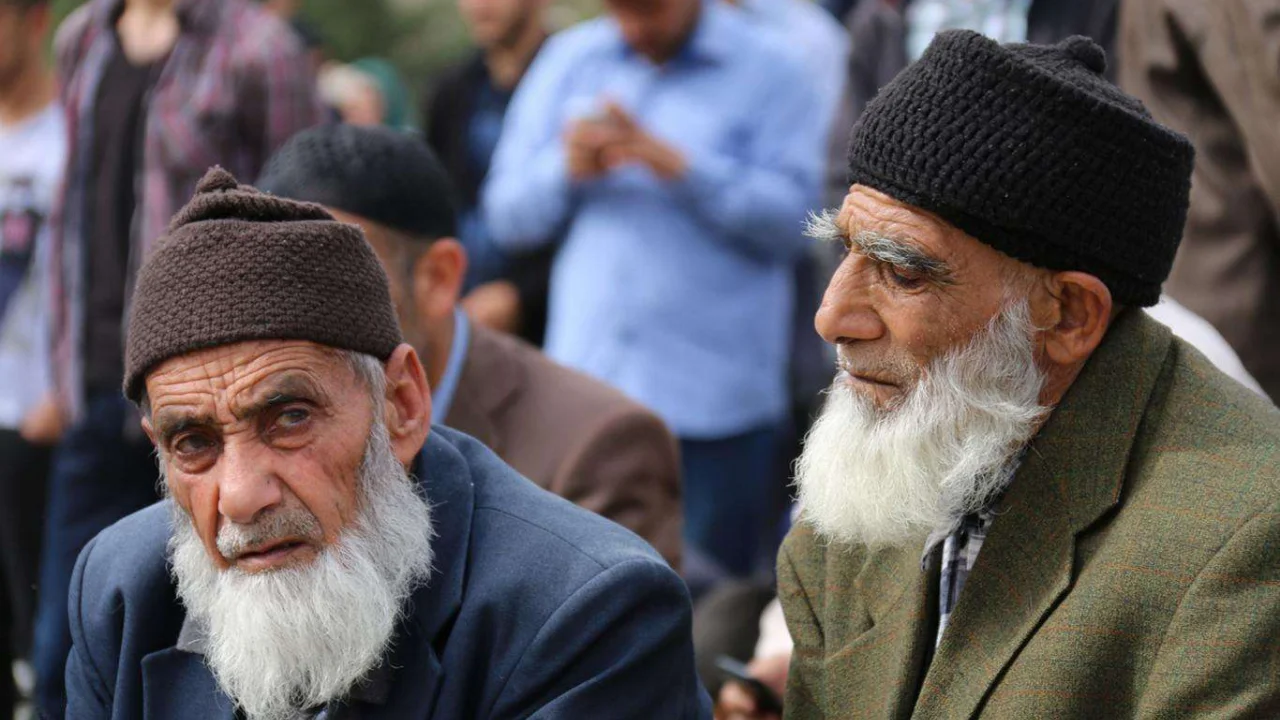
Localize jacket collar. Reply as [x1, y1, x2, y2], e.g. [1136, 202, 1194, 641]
[912, 310, 1173, 718]
[144, 431, 477, 718]
[442, 325, 522, 455]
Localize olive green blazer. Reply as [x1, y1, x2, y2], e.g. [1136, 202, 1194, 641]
[779, 310, 1280, 719]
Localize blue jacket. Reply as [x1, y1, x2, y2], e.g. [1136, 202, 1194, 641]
[64, 426, 711, 718]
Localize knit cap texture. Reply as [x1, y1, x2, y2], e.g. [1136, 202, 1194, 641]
[847, 30, 1195, 306]
[123, 167, 402, 401]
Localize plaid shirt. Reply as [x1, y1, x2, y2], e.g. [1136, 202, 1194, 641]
[49, 0, 321, 419]
[925, 509, 997, 648]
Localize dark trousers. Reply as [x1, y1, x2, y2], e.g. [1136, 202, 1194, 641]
[680, 425, 782, 584]
[32, 392, 158, 717]
[0, 428, 51, 714]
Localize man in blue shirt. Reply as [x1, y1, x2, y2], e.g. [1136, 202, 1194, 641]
[484, 0, 825, 582]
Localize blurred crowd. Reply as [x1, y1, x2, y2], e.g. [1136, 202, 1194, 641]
[0, 0, 1275, 717]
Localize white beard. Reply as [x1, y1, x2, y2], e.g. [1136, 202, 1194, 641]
[168, 419, 434, 720]
[794, 299, 1048, 549]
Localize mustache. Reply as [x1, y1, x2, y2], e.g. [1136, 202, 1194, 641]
[215, 506, 323, 561]
[835, 348, 920, 386]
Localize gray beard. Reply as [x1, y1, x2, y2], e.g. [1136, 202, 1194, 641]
[168, 420, 434, 720]
[794, 299, 1048, 549]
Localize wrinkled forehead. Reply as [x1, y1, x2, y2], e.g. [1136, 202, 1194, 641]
[838, 184, 1014, 273]
[143, 340, 350, 419]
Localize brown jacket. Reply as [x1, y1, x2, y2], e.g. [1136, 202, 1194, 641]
[444, 325, 683, 569]
[1119, 0, 1280, 402]
[780, 311, 1280, 719]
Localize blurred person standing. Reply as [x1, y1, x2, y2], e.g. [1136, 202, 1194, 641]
[425, 0, 555, 345]
[1120, 0, 1280, 403]
[34, 0, 321, 714]
[0, 0, 62, 713]
[484, 0, 825, 583]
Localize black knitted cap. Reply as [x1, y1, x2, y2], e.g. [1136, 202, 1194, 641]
[256, 123, 458, 240]
[847, 30, 1195, 306]
[123, 167, 403, 402]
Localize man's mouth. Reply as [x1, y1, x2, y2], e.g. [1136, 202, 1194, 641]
[838, 369, 900, 389]
[229, 538, 314, 572]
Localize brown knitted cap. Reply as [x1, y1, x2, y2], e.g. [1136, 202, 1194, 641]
[123, 167, 403, 402]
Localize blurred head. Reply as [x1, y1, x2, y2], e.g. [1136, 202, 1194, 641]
[257, 124, 464, 389]
[125, 169, 433, 718]
[604, 0, 700, 64]
[795, 32, 1196, 549]
[0, 0, 50, 93]
[458, 0, 546, 50]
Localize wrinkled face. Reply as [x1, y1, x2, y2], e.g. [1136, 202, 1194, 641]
[606, 0, 698, 64]
[458, 0, 535, 48]
[143, 340, 375, 574]
[815, 185, 1033, 408]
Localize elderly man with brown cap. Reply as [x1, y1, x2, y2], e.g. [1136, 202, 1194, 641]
[62, 168, 711, 719]
[768, 30, 1280, 720]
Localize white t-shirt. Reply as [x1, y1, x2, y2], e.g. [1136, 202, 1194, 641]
[1145, 295, 1267, 399]
[0, 101, 66, 429]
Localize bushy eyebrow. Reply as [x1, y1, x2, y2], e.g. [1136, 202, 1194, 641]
[150, 374, 329, 445]
[805, 208, 955, 284]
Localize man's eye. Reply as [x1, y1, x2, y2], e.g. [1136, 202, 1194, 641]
[275, 407, 311, 430]
[173, 433, 215, 456]
[887, 264, 926, 289]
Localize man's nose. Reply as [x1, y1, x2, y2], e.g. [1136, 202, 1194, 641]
[216, 441, 283, 526]
[815, 257, 886, 345]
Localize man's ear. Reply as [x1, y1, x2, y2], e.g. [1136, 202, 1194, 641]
[1037, 271, 1113, 366]
[411, 239, 467, 323]
[381, 343, 432, 466]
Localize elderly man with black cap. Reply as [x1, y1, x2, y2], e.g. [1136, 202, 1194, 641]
[770, 31, 1280, 719]
[62, 168, 710, 719]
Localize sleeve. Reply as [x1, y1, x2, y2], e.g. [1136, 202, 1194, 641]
[489, 559, 713, 719]
[552, 409, 683, 570]
[237, 20, 324, 174]
[64, 535, 111, 719]
[666, 63, 825, 264]
[778, 533, 826, 718]
[481, 35, 580, 253]
[1208, 0, 1280, 225]
[1136, 499, 1280, 717]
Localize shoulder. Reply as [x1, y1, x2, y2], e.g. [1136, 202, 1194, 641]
[53, 4, 98, 80]
[69, 502, 184, 688]
[1132, 336, 1280, 487]
[432, 426, 674, 589]
[526, 17, 618, 74]
[222, 0, 307, 64]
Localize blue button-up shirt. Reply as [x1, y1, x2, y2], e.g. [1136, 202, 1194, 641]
[483, 1, 825, 437]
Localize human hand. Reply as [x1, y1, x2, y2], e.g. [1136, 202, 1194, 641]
[597, 102, 687, 180]
[565, 113, 625, 181]
[716, 681, 781, 720]
[461, 280, 521, 334]
[20, 393, 64, 446]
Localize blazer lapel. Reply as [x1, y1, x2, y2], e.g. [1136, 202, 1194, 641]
[443, 326, 520, 456]
[141, 648, 235, 720]
[913, 311, 1173, 720]
[361, 436, 477, 718]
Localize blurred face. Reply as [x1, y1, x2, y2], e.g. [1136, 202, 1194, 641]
[606, 0, 699, 64]
[458, 0, 537, 49]
[0, 3, 47, 91]
[145, 340, 375, 571]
